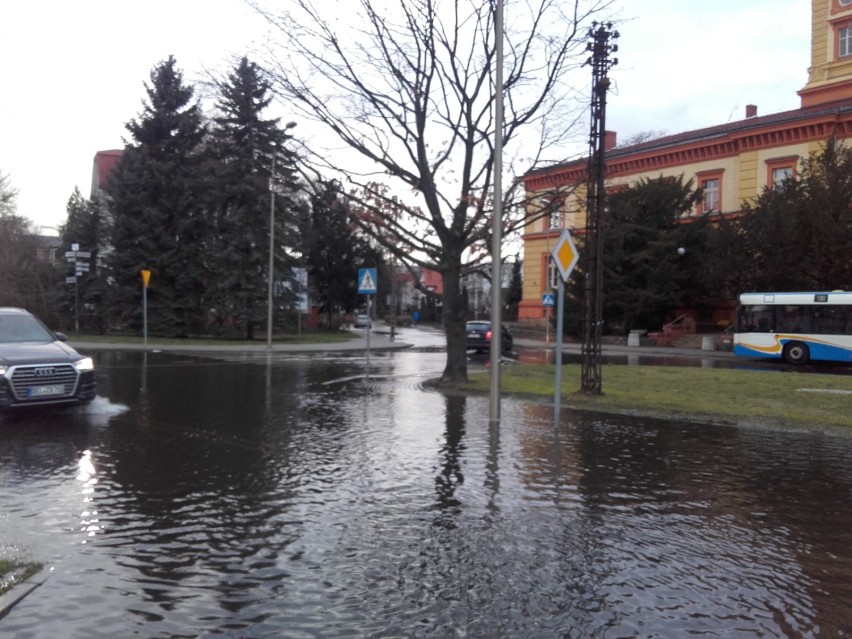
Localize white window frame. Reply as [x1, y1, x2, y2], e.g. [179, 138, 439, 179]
[701, 178, 720, 212]
[772, 166, 794, 189]
[840, 25, 852, 58]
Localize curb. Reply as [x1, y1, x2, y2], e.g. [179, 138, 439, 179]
[0, 566, 50, 620]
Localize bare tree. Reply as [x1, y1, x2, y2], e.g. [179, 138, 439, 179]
[255, 0, 611, 381]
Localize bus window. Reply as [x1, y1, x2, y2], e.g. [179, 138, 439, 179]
[813, 305, 849, 335]
[738, 305, 774, 332]
[777, 305, 811, 333]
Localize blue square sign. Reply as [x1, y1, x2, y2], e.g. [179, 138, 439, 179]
[358, 268, 378, 294]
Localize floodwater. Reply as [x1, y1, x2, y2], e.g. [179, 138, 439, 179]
[2, 345, 852, 638]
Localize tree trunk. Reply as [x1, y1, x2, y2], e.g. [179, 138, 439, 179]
[441, 257, 468, 382]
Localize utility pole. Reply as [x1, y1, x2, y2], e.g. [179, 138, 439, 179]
[580, 22, 618, 395]
[489, 0, 505, 423]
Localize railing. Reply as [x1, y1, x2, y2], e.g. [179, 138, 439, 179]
[661, 314, 687, 346]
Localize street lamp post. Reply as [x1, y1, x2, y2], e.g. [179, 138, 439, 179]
[267, 153, 276, 351]
[266, 122, 297, 351]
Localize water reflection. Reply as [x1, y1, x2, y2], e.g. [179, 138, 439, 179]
[1, 350, 851, 637]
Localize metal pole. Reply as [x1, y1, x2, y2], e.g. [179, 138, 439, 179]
[366, 294, 371, 367]
[489, 0, 504, 423]
[74, 276, 80, 333]
[267, 155, 275, 351]
[143, 284, 148, 350]
[554, 277, 564, 423]
[580, 22, 618, 395]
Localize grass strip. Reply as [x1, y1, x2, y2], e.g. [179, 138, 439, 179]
[451, 364, 852, 430]
[0, 560, 42, 596]
[65, 331, 355, 346]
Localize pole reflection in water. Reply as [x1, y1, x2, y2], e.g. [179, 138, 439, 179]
[76, 450, 101, 542]
[1, 350, 852, 637]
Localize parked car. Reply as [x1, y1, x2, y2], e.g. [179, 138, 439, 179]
[0, 307, 97, 410]
[465, 320, 513, 354]
[353, 314, 372, 329]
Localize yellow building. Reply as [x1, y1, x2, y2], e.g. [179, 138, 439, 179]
[519, 0, 852, 323]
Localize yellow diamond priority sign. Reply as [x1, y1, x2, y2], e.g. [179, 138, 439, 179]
[551, 229, 579, 282]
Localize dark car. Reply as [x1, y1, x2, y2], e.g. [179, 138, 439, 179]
[466, 320, 513, 354]
[0, 308, 97, 410]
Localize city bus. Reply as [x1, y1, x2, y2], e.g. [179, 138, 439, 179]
[733, 291, 852, 364]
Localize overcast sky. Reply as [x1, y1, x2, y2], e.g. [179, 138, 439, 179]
[1, 0, 811, 232]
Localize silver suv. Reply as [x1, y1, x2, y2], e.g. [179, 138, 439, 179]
[0, 308, 97, 409]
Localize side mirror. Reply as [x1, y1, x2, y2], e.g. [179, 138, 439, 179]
[54, 332, 68, 342]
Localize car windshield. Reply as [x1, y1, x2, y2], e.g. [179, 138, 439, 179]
[0, 315, 55, 343]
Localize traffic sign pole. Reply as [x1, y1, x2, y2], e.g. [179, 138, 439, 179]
[141, 269, 151, 350]
[554, 278, 565, 422]
[357, 268, 378, 369]
[550, 229, 579, 421]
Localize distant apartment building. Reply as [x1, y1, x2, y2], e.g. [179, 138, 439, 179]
[519, 0, 852, 323]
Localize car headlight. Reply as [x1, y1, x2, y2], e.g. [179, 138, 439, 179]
[0, 365, 6, 377]
[74, 357, 94, 372]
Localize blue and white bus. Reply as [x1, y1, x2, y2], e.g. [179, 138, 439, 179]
[734, 291, 852, 364]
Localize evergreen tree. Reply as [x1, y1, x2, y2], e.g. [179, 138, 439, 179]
[208, 57, 301, 339]
[505, 257, 523, 321]
[734, 137, 852, 292]
[600, 175, 707, 333]
[105, 56, 208, 336]
[301, 179, 367, 327]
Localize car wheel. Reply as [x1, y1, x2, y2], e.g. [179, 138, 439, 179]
[783, 341, 810, 365]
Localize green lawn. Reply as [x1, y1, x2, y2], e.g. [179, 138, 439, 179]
[449, 364, 852, 430]
[0, 560, 42, 596]
[65, 331, 356, 346]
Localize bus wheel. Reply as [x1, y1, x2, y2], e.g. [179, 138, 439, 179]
[783, 341, 810, 364]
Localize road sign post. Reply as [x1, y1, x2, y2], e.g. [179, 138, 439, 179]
[358, 268, 378, 366]
[141, 269, 151, 349]
[542, 292, 555, 345]
[550, 230, 580, 421]
[65, 245, 91, 333]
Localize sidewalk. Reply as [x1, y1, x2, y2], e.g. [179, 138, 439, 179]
[69, 332, 414, 354]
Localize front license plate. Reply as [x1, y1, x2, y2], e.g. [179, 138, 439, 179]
[28, 384, 65, 397]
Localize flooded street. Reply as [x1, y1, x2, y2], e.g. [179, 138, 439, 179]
[2, 339, 852, 637]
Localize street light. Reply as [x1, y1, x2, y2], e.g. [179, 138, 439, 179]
[267, 122, 298, 351]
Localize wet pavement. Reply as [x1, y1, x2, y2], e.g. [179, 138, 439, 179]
[1, 326, 852, 637]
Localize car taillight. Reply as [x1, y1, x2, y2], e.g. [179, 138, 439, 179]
[486, 329, 492, 340]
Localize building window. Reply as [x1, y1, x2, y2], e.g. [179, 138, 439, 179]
[549, 204, 563, 229]
[545, 256, 560, 291]
[538, 196, 563, 230]
[771, 166, 794, 189]
[697, 172, 722, 214]
[840, 24, 852, 58]
[767, 157, 797, 190]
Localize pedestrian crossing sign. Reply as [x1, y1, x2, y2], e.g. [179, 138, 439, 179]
[541, 293, 555, 307]
[358, 268, 378, 294]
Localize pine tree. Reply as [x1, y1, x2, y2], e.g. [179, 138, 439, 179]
[735, 137, 852, 292]
[505, 257, 523, 321]
[105, 56, 208, 336]
[208, 57, 301, 339]
[301, 179, 364, 326]
[600, 175, 706, 333]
